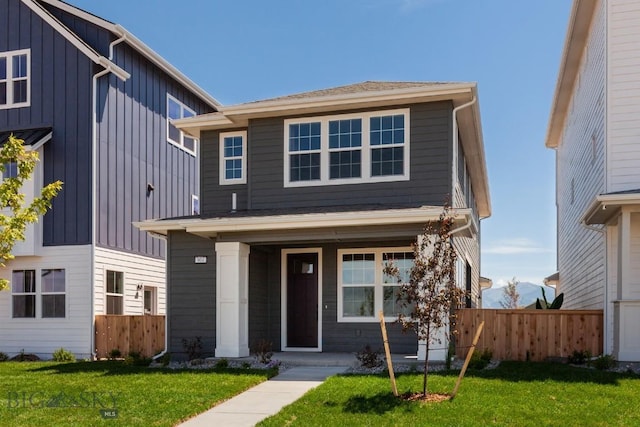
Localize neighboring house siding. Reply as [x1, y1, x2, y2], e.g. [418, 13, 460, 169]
[0, 0, 94, 246]
[200, 102, 453, 216]
[43, 3, 113, 56]
[95, 42, 209, 258]
[93, 246, 166, 315]
[556, 0, 606, 309]
[167, 231, 216, 359]
[606, 0, 640, 192]
[0, 245, 93, 358]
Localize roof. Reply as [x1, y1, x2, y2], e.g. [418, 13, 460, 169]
[29, 0, 220, 109]
[545, 0, 598, 148]
[0, 127, 52, 149]
[582, 189, 640, 224]
[174, 80, 491, 218]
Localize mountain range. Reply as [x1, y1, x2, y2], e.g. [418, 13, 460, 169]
[481, 281, 556, 309]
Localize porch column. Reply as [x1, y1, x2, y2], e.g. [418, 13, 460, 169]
[215, 242, 250, 357]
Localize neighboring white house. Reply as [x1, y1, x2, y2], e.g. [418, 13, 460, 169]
[546, 0, 640, 361]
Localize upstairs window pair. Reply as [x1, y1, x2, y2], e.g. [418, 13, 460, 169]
[0, 49, 29, 109]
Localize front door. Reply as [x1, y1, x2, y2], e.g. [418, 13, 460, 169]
[286, 253, 319, 348]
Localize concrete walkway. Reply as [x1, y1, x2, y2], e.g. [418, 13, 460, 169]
[178, 366, 348, 427]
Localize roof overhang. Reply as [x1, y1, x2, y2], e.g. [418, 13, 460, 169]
[582, 192, 640, 224]
[543, 272, 559, 288]
[34, 0, 219, 109]
[135, 206, 476, 243]
[0, 127, 53, 151]
[479, 276, 493, 289]
[545, 0, 598, 149]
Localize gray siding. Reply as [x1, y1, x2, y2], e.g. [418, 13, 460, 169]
[248, 248, 270, 350]
[167, 231, 216, 360]
[201, 102, 453, 215]
[0, 0, 94, 246]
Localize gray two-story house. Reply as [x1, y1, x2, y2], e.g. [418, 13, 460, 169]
[137, 81, 491, 360]
[0, 0, 218, 358]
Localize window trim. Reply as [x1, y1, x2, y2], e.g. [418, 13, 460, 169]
[337, 247, 412, 323]
[191, 194, 200, 215]
[167, 94, 197, 156]
[41, 268, 66, 318]
[283, 109, 410, 187]
[105, 270, 124, 315]
[143, 286, 157, 315]
[219, 131, 247, 185]
[0, 49, 31, 110]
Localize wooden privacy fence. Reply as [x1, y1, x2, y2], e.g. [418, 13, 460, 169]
[95, 315, 165, 359]
[454, 309, 603, 361]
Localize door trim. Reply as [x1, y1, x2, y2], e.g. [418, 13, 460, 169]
[281, 248, 322, 352]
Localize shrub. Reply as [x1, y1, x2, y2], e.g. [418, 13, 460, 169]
[181, 337, 203, 361]
[241, 361, 252, 369]
[356, 345, 383, 368]
[215, 358, 229, 369]
[159, 352, 171, 367]
[10, 350, 40, 362]
[0, 352, 8, 362]
[592, 354, 616, 371]
[108, 348, 122, 360]
[468, 348, 493, 370]
[52, 348, 76, 362]
[124, 351, 152, 367]
[252, 339, 273, 364]
[568, 349, 591, 365]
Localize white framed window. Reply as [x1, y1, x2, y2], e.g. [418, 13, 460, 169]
[41, 269, 65, 318]
[0, 49, 30, 109]
[2, 161, 17, 179]
[106, 270, 124, 315]
[284, 109, 410, 187]
[143, 286, 156, 315]
[191, 194, 200, 215]
[337, 248, 414, 322]
[219, 131, 247, 185]
[12, 269, 36, 318]
[167, 94, 197, 155]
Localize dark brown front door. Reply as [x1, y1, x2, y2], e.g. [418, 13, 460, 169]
[287, 253, 319, 348]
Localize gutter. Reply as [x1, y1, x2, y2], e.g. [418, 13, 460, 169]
[90, 33, 128, 360]
[451, 96, 477, 201]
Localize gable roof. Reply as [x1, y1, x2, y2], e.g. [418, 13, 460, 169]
[28, 0, 220, 109]
[545, 0, 598, 149]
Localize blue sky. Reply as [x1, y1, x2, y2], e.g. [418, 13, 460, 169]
[72, 0, 572, 287]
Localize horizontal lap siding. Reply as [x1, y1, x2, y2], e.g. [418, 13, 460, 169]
[0, 0, 93, 246]
[167, 231, 216, 359]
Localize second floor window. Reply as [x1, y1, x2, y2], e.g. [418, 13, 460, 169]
[219, 131, 247, 185]
[0, 49, 30, 109]
[284, 109, 410, 187]
[167, 95, 197, 155]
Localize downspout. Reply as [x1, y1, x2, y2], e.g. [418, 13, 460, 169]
[145, 232, 169, 362]
[581, 220, 608, 355]
[451, 96, 477, 198]
[90, 33, 127, 360]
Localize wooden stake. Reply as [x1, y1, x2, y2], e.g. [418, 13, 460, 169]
[451, 320, 484, 400]
[379, 310, 398, 397]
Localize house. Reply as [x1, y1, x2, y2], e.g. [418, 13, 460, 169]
[546, 0, 640, 361]
[137, 81, 491, 361]
[0, 0, 218, 358]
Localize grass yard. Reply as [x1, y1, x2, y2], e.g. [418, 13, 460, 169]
[0, 361, 276, 427]
[260, 361, 640, 427]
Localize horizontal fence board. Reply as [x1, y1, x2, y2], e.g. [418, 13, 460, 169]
[455, 309, 603, 361]
[95, 315, 165, 359]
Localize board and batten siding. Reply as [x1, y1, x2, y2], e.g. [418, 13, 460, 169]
[93, 246, 166, 315]
[606, 0, 640, 192]
[556, 0, 606, 311]
[0, 245, 93, 358]
[200, 102, 453, 216]
[0, 0, 94, 247]
[95, 42, 210, 259]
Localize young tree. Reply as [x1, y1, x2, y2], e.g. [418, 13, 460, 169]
[0, 135, 63, 290]
[500, 277, 520, 309]
[384, 203, 466, 396]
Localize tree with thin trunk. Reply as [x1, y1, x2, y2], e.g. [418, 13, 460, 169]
[500, 277, 520, 309]
[0, 135, 63, 290]
[384, 203, 466, 397]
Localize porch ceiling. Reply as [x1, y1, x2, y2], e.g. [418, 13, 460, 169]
[135, 206, 476, 242]
[583, 192, 640, 225]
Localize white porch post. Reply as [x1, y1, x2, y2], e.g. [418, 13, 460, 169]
[215, 242, 250, 358]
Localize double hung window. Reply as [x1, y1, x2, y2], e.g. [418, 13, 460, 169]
[219, 131, 247, 184]
[0, 49, 30, 109]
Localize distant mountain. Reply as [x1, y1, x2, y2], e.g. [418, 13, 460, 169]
[481, 282, 556, 309]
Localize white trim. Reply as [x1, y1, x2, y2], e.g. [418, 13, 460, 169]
[0, 49, 30, 110]
[219, 131, 247, 185]
[167, 94, 197, 156]
[281, 248, 323, 352]
[283, 109, 410, 187]
[337, 247, 412, 323]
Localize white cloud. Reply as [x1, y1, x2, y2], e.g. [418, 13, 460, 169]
[483, 238, 552, 255]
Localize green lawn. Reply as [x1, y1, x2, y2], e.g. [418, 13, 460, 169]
[260, 362, 640, 427]
[0, 361, 276, 427]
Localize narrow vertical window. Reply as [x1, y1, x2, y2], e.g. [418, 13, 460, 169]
[191, 194, 200, 215]
[0, 49, 30, 109]
[219, 131, 247, 185]
[143, 287, 156, 315]
[2, 162, 17, 180]
[42, 269, 65, 318]
[12, 270, 36, 318]
[106, 270, 124, 315]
